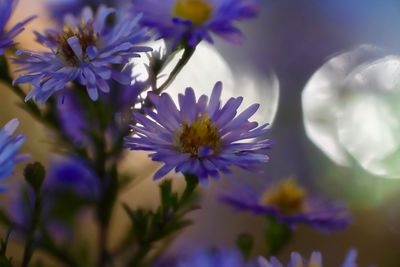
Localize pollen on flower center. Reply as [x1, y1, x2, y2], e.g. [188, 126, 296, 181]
[173, 0, 213, 26]
[177, 114, 220, 157]
[261, 179, 306, 215]
[52, 22, 97, 65]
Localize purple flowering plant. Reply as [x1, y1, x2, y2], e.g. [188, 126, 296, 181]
[0, 0, 366, 266]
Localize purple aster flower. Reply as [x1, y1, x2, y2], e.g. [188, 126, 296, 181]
[258, 249, 365, 267]
[131, 0, 259, 46]
[220, 178, 352, 231]
[125, 81, 271, 185]
[0, 0, 34, 55]
[0, 119, 26, 184]
[13, 6, 152, 103]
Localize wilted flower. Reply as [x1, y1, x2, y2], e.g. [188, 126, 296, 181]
[125, 81, 271, 185]
[0, 0, 34, 54]
[258, 249, 362, 267]
[0, 119, 26, 184]
[220, 178, 351, 231]
[131, 0, 259, 46]
[14, 6, 151, 103]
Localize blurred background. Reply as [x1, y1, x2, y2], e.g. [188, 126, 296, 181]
[3, 0, 400, 266]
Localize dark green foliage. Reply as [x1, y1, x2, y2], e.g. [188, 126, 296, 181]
[122, 174, 199, 267]
[236, 233, 254, 259]
[0, 230, 13, 267]
[24, 163, 46, 194]
[264, 217, 293, 256]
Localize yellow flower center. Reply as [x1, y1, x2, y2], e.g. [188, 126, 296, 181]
[173, 0, 213, 26]
[177, 114, 220, 157]
[261, 179, 306, 215]
[51, 21, 98, 66]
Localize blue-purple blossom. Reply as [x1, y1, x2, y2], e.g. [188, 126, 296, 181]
[125, 81, 271, 185]
[258, 249, 362, 267]
[13, 6, 151, 103]
[220, 178, 352, 231]
[56, 80, 143, 146]
[0, 0, 34, 54]
[176, 249, 250, 267]
[131, 0, 259, 46]
[46, 0, 114, 23]
[0, 119, 26, 184]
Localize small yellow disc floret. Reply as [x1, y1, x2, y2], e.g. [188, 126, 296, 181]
[173, 0, 213, 26]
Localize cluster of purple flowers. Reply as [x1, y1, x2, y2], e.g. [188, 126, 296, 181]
[0, 0, 370, 266]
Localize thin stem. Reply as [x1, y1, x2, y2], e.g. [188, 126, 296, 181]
[125, 174, 199, 267]
[154, 45, 196, 95]
[21, 191, 42, 267]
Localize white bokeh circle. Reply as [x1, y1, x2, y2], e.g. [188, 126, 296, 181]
[302, 45, 400, 178]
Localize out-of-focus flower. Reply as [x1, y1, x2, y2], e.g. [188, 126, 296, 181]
[125, 81, 271, 185]
[0, 119, 26, 184]
[46, 0, 116, 23]
[56, 80, 143, 146]
[14, 6, 151, 103]
[0, 0, 34, 55]
[220, 178, 351, 231]
[8, 156, 99, 241]
[131, 0, 259, 46]
[258, 249, 362, 267]
[176, 249, 249, 267]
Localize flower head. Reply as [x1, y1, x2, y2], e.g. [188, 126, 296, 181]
[0, 0, 34, 54]
[131, 0, 259, 46]
[0, 119, 26, 184]
[220, 178, 351, 231]
[177, 249, 249, 267]
[125, 81, 271, 185]
[259, 249, 362, 267]
[13, 6, 151, 103]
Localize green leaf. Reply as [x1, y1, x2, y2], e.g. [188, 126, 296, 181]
[264, 217, 293, 256]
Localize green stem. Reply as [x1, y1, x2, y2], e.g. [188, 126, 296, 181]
[38, 229, 82, 267]
[21, 190, 42, 267]
[154, 45, 196, 95]
[125, 174, 199, 267]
